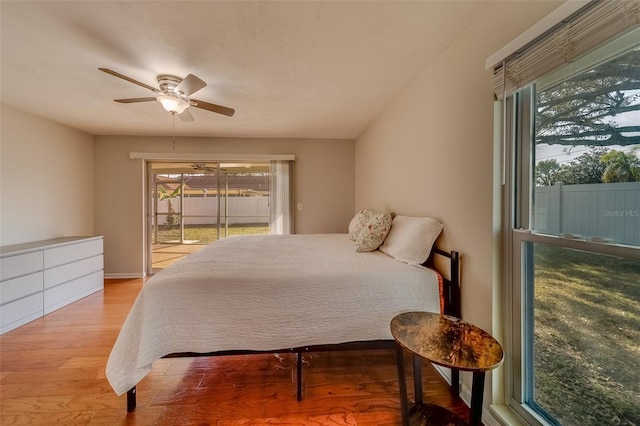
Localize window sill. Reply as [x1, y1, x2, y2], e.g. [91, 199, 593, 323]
[489, 404, 528, 426]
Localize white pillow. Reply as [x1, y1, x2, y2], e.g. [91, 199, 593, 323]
[379, 215, 443, 266]
[354, 211, 392, 252]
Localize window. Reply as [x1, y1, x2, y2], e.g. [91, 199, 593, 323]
[503, 27, 640, 426]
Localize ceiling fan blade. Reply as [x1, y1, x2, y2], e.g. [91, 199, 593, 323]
[99, 68, 161, 94]
[114, 97, 157, 103]
[190, 99, 235, 117]
[178, 108, 195, 122]
[176, 74, 206, 97]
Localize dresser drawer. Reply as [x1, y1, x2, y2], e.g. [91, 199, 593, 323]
[0, 251, 43, 281]
[44, 270, 103, 314]
[0, 292, 43, 333]
[44, 238, 103, 269]
[0, 272, 43, 305]
[44, 255, 103, 290]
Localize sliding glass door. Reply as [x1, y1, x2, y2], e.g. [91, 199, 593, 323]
[146, 160, 291, 274]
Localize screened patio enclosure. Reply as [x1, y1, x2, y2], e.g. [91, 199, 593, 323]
[146, 160, 291, 274]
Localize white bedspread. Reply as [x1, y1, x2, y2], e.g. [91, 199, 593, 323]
[106, 234, 441, 395]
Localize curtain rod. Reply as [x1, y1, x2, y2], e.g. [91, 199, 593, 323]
[129, 152, 295, 161]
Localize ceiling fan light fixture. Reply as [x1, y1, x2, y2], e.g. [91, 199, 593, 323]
[157, 95, 189, 114]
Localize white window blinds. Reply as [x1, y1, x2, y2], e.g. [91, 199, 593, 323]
[492, 0, 640, 99]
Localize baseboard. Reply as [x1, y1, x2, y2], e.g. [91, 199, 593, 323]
[104, 273, 145, 279]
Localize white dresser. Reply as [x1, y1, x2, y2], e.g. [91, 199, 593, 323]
[0, 236, 104, 335]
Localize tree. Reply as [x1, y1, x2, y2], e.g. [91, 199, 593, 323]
[536, 159, 561, 186]
[535, 48, 640, 147]
[158, 185, 182, 229]
[534, 47, 640, 186]
[553, 148, 610, 185]
[600, 148, 640, 183]
[541, 148, 640, 185]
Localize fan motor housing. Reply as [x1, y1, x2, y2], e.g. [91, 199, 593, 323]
[157, 75, 182, 94]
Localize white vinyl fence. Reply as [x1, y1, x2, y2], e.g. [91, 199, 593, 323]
[157, 197, 270, 225]
[534, 182, 640, 246]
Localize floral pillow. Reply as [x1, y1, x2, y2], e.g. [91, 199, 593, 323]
[354, 211, 393, 252]
[348, 209, 377, 241]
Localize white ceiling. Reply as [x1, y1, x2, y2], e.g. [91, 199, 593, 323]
[1, 1, 491, 139]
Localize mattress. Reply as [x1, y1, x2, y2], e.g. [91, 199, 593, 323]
[106, 233, 442, 395]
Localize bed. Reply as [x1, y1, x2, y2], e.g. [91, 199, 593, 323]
[106, 214, 460, 412]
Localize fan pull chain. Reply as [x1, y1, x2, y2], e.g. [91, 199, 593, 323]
[172, 113, 176, 150]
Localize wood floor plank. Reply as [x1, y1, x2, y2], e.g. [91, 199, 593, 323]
[0, 278, 471, 425]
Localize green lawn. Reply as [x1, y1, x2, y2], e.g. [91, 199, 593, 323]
[534, 244, 640, 426]
[155, 223, 269, 244]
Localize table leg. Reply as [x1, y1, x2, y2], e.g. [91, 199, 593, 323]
[127, 386, 136, 412]
[413, 354, 423, 406]
[470, 371, 486, 426]
[296, 352, 303, 401]
[395, 345, 410, 426]
[451, 369, 460, 395]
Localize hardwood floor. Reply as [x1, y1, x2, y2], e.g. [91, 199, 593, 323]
[0, 279, 470, 425]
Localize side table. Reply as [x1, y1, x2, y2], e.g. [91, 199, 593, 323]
[391, 311, 503, 426]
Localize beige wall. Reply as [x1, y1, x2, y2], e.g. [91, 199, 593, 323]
[355, 0, 563, 407]
[0, 104, 95, 246]
[94, 136, 354, 276]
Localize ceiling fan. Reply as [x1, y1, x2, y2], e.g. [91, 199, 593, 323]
[191, 163, 217, 173]
[99, 68, 235, 122]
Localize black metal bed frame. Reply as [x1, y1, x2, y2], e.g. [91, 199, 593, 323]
[125, 247, 460, 412]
